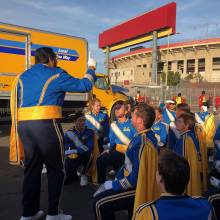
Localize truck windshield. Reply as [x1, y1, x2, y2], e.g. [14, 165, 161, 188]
[95, 76, 110, 90]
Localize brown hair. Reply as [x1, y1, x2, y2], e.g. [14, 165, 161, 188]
[176, 103, 190, 113]
[158, 150, 190, 194]
[154, 106, 162, 114]
[178, 112, 196, 130]
[134, 103, 155, 129]
[88, 98, 101, 111]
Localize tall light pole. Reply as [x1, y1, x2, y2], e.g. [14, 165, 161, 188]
[165, 32, 180, 88]
[165, 34, 170, 88]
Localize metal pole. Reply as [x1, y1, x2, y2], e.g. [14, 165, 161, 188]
[165, 34, 170, 88]
[152, 31, 158, 85]
[105, 46, 110, 82]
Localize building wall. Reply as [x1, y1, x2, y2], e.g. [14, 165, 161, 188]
[110, 41, 220, 85]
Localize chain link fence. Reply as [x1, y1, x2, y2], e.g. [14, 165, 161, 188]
[128, 84, 220, 112]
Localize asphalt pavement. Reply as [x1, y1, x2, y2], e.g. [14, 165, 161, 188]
[0, 124, 120, 220]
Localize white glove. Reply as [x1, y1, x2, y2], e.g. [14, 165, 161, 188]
[65, 149, 78, 155]
[210, 176, 220, 189]
[103, 143, 110, 150]
[93, 184, 105, 197]
[104, 180, 113, 190]
[93, 181, 113, 197]
[88, 57, 97, 69]
[214, 161, 220, 173]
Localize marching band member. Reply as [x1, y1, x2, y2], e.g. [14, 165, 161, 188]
[64, 114, 94, 187]
[10, 47, 97, 220]
[167, 103, 190, 149]
[210, 123, 220, 189]
[85, 98, 109, 153]
[96, 101, 136, 184]
[162, 100, 176, 127]
[152, 107, 168, 148]
[93, 103, 158, 220]
[133, 150, 212, 220]
[195, 105, 209, 125]
[173, 113, 203, 196]
[195, 105, 215, 148]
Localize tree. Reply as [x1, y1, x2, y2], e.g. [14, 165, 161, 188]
[161, 71, 181, 86]
[184, 72, 204, 83]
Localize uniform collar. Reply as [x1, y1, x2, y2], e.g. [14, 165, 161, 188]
[92, 112, 98, 116]
[154, 119, 162, 124]
[117, 117, 128, 124]
[160, 193, 188, 200]
[180, 129, 191, 135]
[138, 128, 151, 135]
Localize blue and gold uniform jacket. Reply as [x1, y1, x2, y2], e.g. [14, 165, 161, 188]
[133, 194, 212, 220]
[195, 111, 209, 124]
[17, 64, 94, 110]
[174, 130, 200, 159]
[214, 123, 220, 161]
[85, 111, 109, 138]
[162, 108, 176, 126]
[152, 120, 169, 147]
[10, 63, 95, 165]
[64, 127, 94, 155]
[167, 126, 180, 150]
[173, 130, 203, 196]
[109, 119, 136, 149]
[112, 129, 158, 191]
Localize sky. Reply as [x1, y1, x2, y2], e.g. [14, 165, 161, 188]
[1, 0, 220, 72]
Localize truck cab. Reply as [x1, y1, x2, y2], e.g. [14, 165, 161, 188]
[93, 73, 129, 120]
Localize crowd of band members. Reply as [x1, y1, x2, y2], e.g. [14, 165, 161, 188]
[12, 47, 219, 220]
[63, 97, 220, 220]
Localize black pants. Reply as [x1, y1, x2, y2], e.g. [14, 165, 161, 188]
[18, 119, 64, 216]
[98, 138, 104, 153]
[65, 151, 92, 179]
[97, 150, 125, 184]
[93, 189, 135, 220]
[204, 189, 220, 220]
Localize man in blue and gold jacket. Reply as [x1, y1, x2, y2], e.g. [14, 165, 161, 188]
[93, 103, 159, 220]
[162, 100, 176, 127]
[133, 150, 212, 220]
[10, 47, 97, 220]
[152, 107, 169, 148]
[210, 123, 220, 188]
[195, 105, 209, 125]
[64, 114, 94, 187]
[173, 113, 203, 196]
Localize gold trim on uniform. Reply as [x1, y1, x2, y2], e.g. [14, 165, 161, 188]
[18, 79, 23, 107]
[53, 119, 64, 164]
[67, 154, 79, 159]
[96, 190, 136, 220]
[37, 74, 60, 105]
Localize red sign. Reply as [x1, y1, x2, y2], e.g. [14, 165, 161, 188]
[124, 80, 130, 85]
[99, 2, 176, 49]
